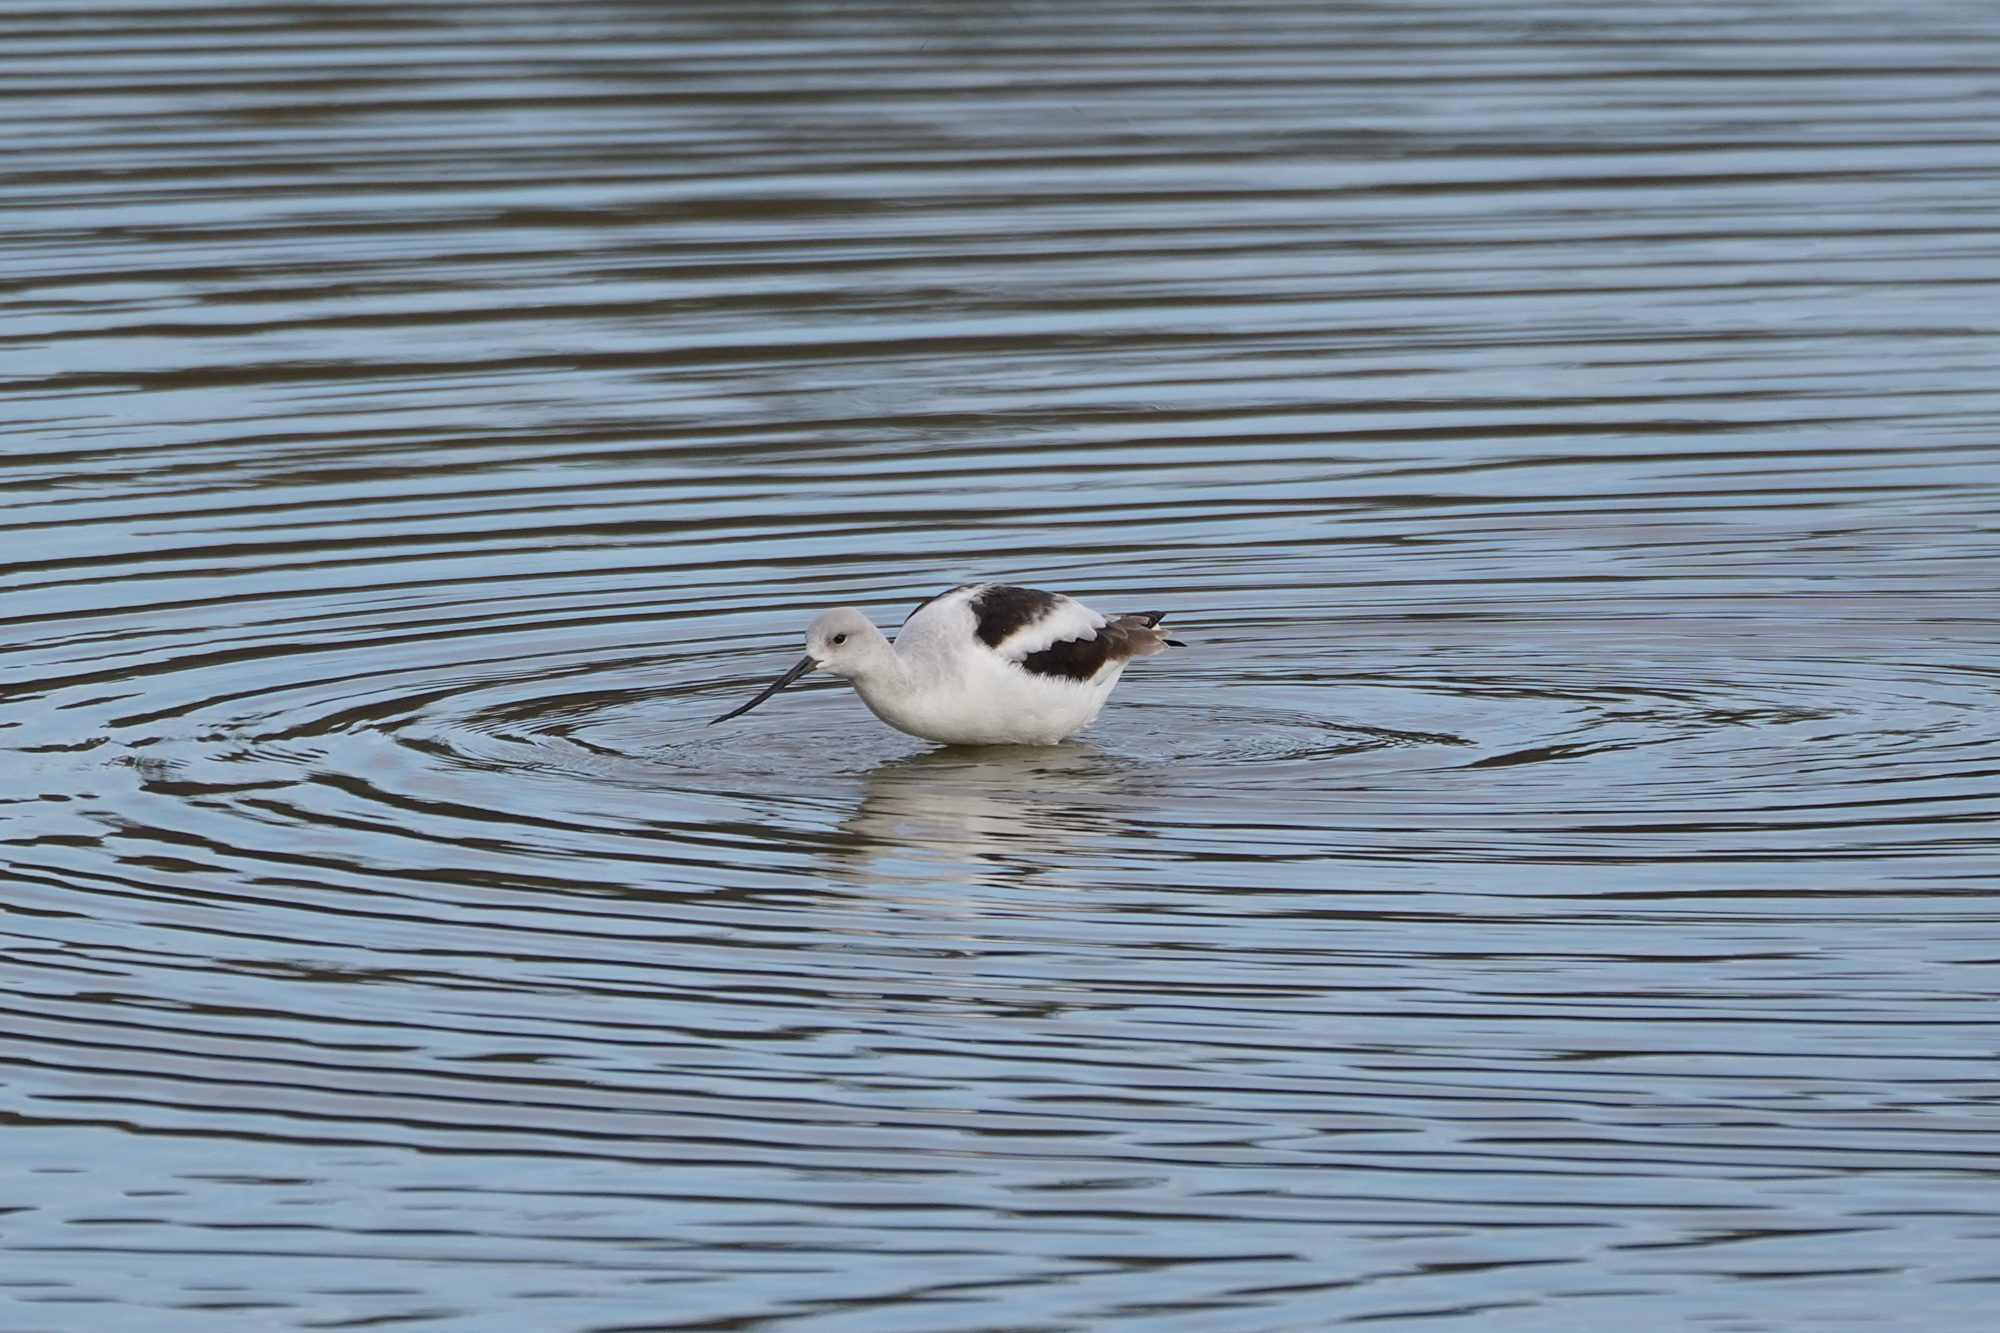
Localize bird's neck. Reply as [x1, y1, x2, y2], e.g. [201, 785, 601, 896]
[854, 638, 912, 692]
[845, 635, 919, 711]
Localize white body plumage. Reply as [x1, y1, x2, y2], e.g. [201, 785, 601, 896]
[711, 583, 1182, 745]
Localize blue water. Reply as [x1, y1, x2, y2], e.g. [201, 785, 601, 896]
[4, 2, 2000, 1329]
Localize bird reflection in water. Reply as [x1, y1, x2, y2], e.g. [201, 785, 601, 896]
[834, 744, 1140, 886]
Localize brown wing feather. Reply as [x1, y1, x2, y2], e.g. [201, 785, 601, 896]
[1017, 612, 1178, 682]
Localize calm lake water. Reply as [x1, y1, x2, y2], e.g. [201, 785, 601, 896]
[6, 2, 2000, 1329]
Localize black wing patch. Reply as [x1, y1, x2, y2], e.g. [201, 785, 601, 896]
[968, 584, 1063, 649]
[1019, 635, 1117, 682]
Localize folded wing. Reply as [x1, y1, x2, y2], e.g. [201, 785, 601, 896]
[944, 584, 1176, 683]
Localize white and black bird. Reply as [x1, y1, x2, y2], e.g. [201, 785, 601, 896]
[710, 583, 1184, 745]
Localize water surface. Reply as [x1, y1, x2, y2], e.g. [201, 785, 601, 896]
[5, 2, 2000, 1329]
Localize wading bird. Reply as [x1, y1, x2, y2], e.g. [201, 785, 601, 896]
[710, 583, 1183, 745]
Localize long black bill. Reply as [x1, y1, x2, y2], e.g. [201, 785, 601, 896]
[708, 654, 816, 726]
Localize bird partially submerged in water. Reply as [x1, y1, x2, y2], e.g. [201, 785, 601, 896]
[710, 583, 1184, 745]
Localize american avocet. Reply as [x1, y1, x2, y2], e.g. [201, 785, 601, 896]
[710, 583, 1185, 745]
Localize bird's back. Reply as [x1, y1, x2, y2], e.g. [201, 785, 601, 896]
[874, 584, 1177, 743]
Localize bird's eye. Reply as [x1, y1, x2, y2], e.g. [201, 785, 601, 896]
[831, 633, 847, 645]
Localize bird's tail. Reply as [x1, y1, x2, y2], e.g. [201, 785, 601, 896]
[1114, 611, 1185, 653]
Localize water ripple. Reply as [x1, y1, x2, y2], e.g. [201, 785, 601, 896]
[5, 1, 2000, 1330]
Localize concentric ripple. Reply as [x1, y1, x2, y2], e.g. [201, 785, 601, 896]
[5, 1, 2000, 1330]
